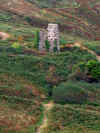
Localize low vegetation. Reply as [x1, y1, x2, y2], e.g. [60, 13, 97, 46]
[53, 80, 100, 105]
[83, 41, 100, 55]
[46, 104, 100, 133]
[1, 7, 100, 133]
[0, 98, 43, 133]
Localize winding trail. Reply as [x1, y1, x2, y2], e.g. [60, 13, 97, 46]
[74, 42, 100, 62]
[36, 101, 54, 133]
[36, 42, 100, 133]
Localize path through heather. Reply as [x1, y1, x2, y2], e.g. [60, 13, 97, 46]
[74, 42, 100, 62]
[36, 101, 54, 133]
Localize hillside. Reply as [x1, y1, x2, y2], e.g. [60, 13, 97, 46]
[1, 0, 100, 133]
[0, 0, 100, 40]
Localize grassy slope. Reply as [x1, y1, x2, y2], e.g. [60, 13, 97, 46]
[0, 8, 100, 133]
[0, 11, 45, 133]
[1, 0, 100, 40]
[46, 104, 100, 133]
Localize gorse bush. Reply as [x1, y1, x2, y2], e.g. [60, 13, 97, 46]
[53, 81, 88, 104]
[86, 60, 100, 80]
[52, 80, 100, 104]
[72, 60, 100, 81]
[12, 42, 21, 49]
[11, 42, 23, 53]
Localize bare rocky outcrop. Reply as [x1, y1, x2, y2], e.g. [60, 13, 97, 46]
[0, 32, 10, 40]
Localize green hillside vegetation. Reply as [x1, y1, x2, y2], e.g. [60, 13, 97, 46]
[1, 1, 100, 133]
[1, 0, 100, 40]
[46, 104, 100, 133]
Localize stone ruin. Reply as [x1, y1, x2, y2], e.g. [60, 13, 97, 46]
[38, 23, 60, 52]
[39, 30, 47, 52]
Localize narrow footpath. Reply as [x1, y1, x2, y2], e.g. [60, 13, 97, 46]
[36, 42, 99, 133]
[36, 101, 54, 133]
[74, 42, 100, 62]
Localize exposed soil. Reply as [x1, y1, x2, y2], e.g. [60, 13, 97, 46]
[0, 32, 10, 40]
[36, 101, 54, 133]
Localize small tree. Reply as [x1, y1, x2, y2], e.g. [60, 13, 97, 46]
[34, 30, 40, 49]
[45, 40, 50, 51]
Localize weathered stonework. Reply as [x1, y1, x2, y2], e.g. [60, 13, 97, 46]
[38, 24, 60, 52]
[47, 23, 60, 52]
[39, 30, 47, 52]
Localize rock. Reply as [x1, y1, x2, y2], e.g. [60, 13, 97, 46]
[0, 32, 10, 40]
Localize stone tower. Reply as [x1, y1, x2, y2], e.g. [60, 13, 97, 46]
[47, 23, 60, 52]
[38, 23, 60, 52]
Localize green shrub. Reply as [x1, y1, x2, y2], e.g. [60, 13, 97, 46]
[70, 61, 88, 81]
[72, 60, 100, 81]
[24, 16, 32, 23]
[11, 42, 23, 53]
[72, 61, 86, 73]
[60, 38, 67, 46]
[11, 42, 21, 49]
[86, 60, 100, 80]
[45, 40, 50, 51]
[33, 30, 40, 49]
[53, 81, 88, 104]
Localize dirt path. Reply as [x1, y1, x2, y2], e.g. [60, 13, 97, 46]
[36, 101, 54, 133]
[36, 42, 100, 133]
[74, 42, 100, 62]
